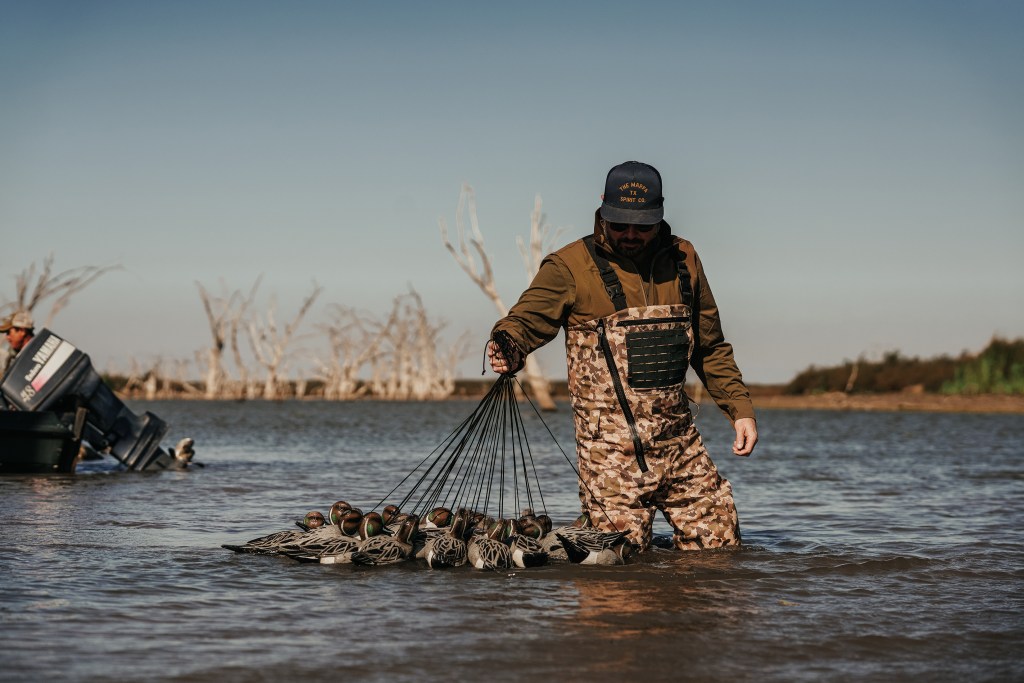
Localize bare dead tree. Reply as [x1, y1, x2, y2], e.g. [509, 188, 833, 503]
[516, 193, 565, 283]
[142, 358, 161, 400]
[845, 361, 859, 394]
[368, 295, 407, 399]
[173, 358, 202, 396]
[407, 288, 465, 399]
[440, 184, 557, 410]
[195, 276, 264, 399]
[316, 304, 388, 399]
[120, 358, 145, 397]
[115, 356, 163, 399]
[229, 276, 262, 398]
[196, 281, 238, 399]
[366, 288, 465, 400]
[247, 282, 323, 399]
[2, 254, 119, 325]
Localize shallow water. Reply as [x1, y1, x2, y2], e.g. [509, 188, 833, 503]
[1, 399, 1022, 682]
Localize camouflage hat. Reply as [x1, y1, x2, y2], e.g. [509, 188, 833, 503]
[0, 310, 34, 332]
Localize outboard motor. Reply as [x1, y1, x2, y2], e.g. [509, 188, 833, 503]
[0, 329, 170, 470]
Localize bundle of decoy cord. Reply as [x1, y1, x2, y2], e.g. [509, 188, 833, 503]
[222, 373, 633, 570]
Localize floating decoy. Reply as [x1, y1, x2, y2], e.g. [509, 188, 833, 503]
[273, 518, 344, 557]
[350, 516, 419, 566]
[421, 508, 470, 569]
[506, 520, 548, 568]
[295, 510, 327, 531]
[556, 529, 633, 566]
[328, 501, 353, 527]
[360, 512, 385, 538]
[222, 510, 328, 554]
[422, 506, 453, 529]
[467, 518, 514, 571]
[285, 536, 361, 563]
[538, 512, 589, 562]
[221, 529, 303, 555]
[471, 514, 498, 537]
[337, 509, 364, 538]
[381, 504, 402, 525]
[320, 513, 385, 565]
[518, 516, 546, 541]
[384, 511, 420, 536]
[169, 437, 198, 468]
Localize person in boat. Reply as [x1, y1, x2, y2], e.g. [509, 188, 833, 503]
[487, 161, 757, 552]
[1, 310, 35, 378]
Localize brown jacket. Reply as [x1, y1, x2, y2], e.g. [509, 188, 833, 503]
[493, 211, 755, 421]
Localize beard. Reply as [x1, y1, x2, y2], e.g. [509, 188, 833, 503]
[614, 242, 647, 259]
[614, 240, 650, 258]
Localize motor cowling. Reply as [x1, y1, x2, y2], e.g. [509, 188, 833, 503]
[0, 329, 169, 470]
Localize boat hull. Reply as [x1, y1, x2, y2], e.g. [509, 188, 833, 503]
[0, 411, 82, 474]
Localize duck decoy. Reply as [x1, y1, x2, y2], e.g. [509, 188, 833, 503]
[384, 511, 419, 536]
[328, 501, 353, 527]
[222, 510, 329, 554]
[285, 536, 362, 563]
[337, 509, 364, 538]
[421, 508, 470, 569]
[320, 512, 385, 565]
[538, 512, 591, 561]
[555, 529, 633, 566]
[381, 504, 402, 526]
[350, 515, 419, 566]
[273, 517, 344, 557]
[421, 506, 453, 530]
[517, 516, 546, 541]
[221, 529, 303, 555]
[169, 437, 200, 469]
[359, 512, 385, 538]
[467, 518, 514, 571]
[295, 510, 327, 531]
[505, 520, 548, 568]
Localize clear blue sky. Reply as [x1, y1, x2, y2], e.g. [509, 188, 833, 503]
[2, 1, 1022, 384]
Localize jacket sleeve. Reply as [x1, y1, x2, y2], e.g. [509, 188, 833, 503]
[491, 255, 575, 355]
[690, 251, 756, 422]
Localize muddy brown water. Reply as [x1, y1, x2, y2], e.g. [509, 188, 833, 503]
[1, 399, 1021, 682]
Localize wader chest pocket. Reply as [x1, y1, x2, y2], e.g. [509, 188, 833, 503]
[625, 328, 689, 389]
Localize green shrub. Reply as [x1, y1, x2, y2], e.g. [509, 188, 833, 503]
[784, 337, 1023, 395]
[941, 338, 1024, 395]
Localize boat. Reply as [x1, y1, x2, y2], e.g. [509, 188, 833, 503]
[0, 410, 85, 473]
[1, 329, 177, 474]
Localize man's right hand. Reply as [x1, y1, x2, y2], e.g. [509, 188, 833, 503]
[487, 333, 524, 375]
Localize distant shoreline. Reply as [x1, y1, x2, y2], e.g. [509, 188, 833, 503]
[747, 390, 1024, 414]
[121, 380, 1024, 414]
[462, 383, 1024, 414]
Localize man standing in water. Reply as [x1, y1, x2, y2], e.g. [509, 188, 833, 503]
[488, 161, 756, 551]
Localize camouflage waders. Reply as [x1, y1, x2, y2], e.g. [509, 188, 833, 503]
[565, 238, 740, 551]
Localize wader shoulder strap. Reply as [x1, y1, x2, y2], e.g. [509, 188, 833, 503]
[673, 244, 700, 353]
[671, 246, 694, 310]
[583, 235, 628, 312]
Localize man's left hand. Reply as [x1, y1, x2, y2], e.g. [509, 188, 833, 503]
[732, 417, 758, 456]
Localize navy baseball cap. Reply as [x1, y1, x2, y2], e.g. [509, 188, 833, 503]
[599, 161, 664, 225]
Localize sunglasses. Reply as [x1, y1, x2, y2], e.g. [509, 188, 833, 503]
[605, 222, 657, 234]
